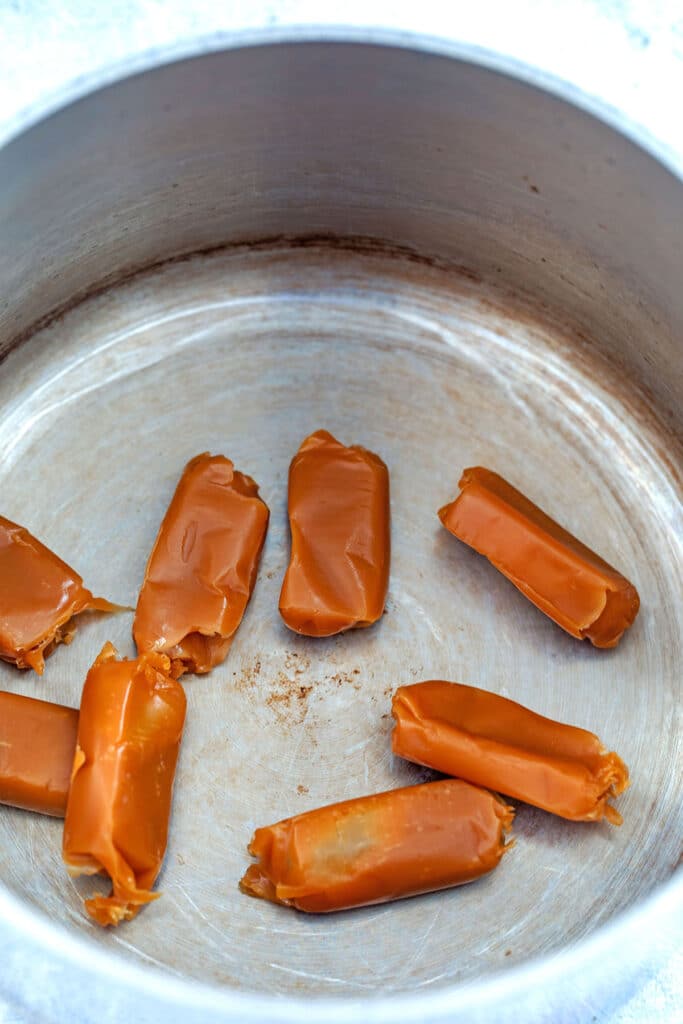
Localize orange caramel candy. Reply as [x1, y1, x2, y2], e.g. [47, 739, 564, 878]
[0, 692, 78, 816]
[240, 779, 513, 913]
[134, 453, 269, 676]
[438, 467, 640, 648]
[392, 681, 629, 824]
[279, 430, 390, 636]
[0, 516, 118, 674]
[63, 642, 186, 927]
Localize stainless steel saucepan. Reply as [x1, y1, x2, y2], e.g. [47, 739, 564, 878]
[0, 33, 680, 1024]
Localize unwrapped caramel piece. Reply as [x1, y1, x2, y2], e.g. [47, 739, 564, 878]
[0, 516, 118, 674]
[438, 467, 640, 648]
[392, 681, 629, 824]
[279, 430, 390, 636]
[240, 779, 513, 913]
[0, 692, 78, 816]
[134, 453, 269, 676]
[63, 642, 186, 926]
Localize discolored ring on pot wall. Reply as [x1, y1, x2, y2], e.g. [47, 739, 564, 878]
[0, 43, 681, 440]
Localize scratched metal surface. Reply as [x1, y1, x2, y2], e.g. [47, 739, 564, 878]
[1, 31, 682, 1023]
[0, 243, 680, 998]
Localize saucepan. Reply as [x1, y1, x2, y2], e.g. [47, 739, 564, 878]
[0, 31, 680, 1024]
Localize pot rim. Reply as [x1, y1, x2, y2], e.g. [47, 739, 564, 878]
[1, 849, 680, 1020]
[0, 25, 681, 184]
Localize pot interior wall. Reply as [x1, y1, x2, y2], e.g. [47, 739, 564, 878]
[0, 43, 681, 433]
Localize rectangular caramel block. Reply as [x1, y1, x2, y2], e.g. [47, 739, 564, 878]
[0, 692, 78, 816]
[134, 453, 269, 676]
[438, 467, 640, 648]
[279, 430, 390, 636]
[392, 681, 629, 824]
[0, 516, 117, 674]
[240, 779, 513, 913]
[63, 642, 186, 926]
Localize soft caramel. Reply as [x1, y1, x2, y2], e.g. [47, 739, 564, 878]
[279, 430, 390, 636]
[0, 692, 78, 816]
[0, 516, 117, 674]
[438, 467, 639, 648]
[240, 779, 513, 913]
[63, 642, 186, 926]
[392, 681, 629, 823]
[134, 453, 269, 676]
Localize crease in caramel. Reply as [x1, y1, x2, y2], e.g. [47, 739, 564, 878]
[438, 467, 640, 648]
[240, 779, 513, 913]
[392, 681, 629, 824]
[62, 642, 186, 927]
[133, 453, 269, 676]
[0, 516, 121, 675]
[279, 430, 391, 637]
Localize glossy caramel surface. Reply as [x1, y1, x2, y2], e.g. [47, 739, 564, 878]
[392, 681, 629, 823]
[134, 453, 269, 676]
[0, 516, 116, 674]
[241, 779, 513, 913]
[0, 692, 78, 816]
[439, 468, 640, 648]
[62, 642, 186, 926]
[279, 430, 390, 636]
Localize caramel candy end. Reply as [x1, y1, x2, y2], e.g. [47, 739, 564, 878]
[167, 632, 234, 677]
[592, 750, 630, 824]
[437, 501, 454, 528]
[239, 865, 279, 904]
[603, 804, 623, 827]
[21, 647, 46, 675]
[582, 584, 641, 648]
[0, 516, 121, 675]
[84, 890, 160, 928]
